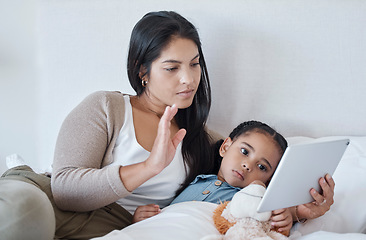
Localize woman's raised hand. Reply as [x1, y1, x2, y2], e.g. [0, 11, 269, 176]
[119, 104, 186, 192]
[146, 104, 186, 175]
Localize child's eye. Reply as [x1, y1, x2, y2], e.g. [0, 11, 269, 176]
[258, 164, 267, 172]
[240, 148, 249, 156]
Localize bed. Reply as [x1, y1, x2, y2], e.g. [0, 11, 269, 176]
[2, 0, 365, 239]
[90, 136, 366, 240]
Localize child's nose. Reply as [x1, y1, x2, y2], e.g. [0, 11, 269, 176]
[242, 163, 251, 172]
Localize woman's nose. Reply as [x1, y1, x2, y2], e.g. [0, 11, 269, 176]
[180, 70, 194, 85]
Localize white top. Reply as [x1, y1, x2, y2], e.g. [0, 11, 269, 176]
[111, 95, 187, 214]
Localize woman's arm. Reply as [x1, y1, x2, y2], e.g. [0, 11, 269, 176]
[52, 92, 186, 212]
[52, 91, 129, 211]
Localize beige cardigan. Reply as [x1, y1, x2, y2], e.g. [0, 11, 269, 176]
[52, 91, 131, 211]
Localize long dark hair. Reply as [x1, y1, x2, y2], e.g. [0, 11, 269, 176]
[212, 120, 288, 175]
[127, 11, 213, 195]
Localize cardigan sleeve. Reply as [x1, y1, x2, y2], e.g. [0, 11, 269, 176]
[51, 91, 131, 212]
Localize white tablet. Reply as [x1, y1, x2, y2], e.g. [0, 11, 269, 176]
[257, 138, 350, 213]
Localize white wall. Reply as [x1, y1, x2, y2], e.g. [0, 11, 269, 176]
[1, 0, 366, 173]
[0, 0, 39, 173]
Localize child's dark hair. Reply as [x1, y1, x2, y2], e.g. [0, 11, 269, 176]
[212, 120, 288, 174]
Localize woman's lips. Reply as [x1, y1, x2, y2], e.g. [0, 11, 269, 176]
[177, 89, 194, 98]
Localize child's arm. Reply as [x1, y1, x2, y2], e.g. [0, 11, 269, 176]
[132, 204, 161, 223]
[270, 208, 293, 236]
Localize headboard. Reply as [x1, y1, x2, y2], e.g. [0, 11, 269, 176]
[1, 0, 365, 171]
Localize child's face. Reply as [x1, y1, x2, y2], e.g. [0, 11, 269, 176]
[217, 131, 282, 188]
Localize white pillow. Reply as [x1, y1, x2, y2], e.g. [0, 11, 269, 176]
[290, 136, 366, 234]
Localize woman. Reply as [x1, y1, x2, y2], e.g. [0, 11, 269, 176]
[51, 10, 214, 231]
[0, 11, 335, 239]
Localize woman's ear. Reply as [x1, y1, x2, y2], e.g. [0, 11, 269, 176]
[139, 65, 148, 80]
[219, 137, 233, 157]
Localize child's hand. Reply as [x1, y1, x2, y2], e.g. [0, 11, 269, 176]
[296, 174, 335, 220]
[133, 204, 161, 223]
[270, 208, 293, 236]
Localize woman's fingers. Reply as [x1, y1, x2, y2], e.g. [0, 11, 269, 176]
[149, 104, 185, 172]
[160, 104, 178, 125]
[157, 105, 174, 139]
[162, 104, 186, 151]
[172, 129, 186, 148]
[157, 104, 180, 142]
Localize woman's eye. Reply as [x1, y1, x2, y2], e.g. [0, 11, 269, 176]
[191, 62, 200, 67]
[240, 148, 249, 156]
[165, 67, 177, 72]
[258, 164, 267, 172]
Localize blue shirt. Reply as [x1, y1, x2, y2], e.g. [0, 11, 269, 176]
[170, 174, 241, 205]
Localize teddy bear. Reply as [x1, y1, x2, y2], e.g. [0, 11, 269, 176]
[201, 181, 289, 240]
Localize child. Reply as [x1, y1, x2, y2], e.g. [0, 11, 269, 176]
[134, 120, 292, 233]
[171, 120, 287, 205]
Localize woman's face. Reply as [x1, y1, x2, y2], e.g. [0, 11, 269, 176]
[217, 131, 282, 188]
[142, 37, 201, 110]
